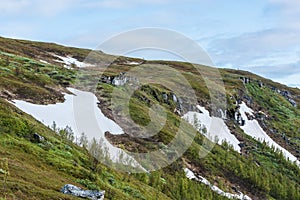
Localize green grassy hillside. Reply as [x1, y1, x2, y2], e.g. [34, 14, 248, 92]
[0, 36, 299, 200]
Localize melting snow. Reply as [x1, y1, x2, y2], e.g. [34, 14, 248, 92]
[238, 102, 299, 166]
[53, 54, 93, 68]
[126, 61, 142, 65]
[11, 88, 143, 169]
[39, 60, 49, 64]
[120, 61, 143, 65]
[184, 168, 252, 200]
[183, 106, 241, 152]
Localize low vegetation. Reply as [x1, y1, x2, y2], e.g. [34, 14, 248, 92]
[0, 36, 299, 199]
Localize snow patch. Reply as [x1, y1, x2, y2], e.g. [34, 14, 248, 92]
[39, 59, 49, 64]
[53, 54, 94, 68]
[238, 102, 299, 166]
[123, 61, 143, 65]
[11, 88, 143, 170]
[184, 168, 252, 200]
[183, 106, 241, 152]
[128, 61, 141, 65]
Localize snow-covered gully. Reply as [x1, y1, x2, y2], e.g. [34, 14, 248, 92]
[238, 102, 299, 166]
[184, 168, 252, 200]
[11, 88, 144, 170]
[182, 102, 299, 167]
[183, 106, 241, 152]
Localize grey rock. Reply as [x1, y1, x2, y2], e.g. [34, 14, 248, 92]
[100, 72, 139, 87]
[274, 90, 298, 107]
[288, 98, 297, 107]
[280, 90, 291, 98]
[238, 143, 246, 148]
[240, 77, 250, 84]
[33, 133, 45, 143]
[243, 95, 253, 105]
[162, 93, 168, 101]
[112, 76, 128, 86]
[61, 184, 105, 200]
[217, 108, 227, 119]
[172, 94, 178, 102]
[241, 119, 245, 126]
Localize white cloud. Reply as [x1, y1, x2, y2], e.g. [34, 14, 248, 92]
[0, 0, 183, 17]
[207, 28, 300, 69]
[268, 0, 300, 30]
[0, 0, 30, 15]
[211, 29, 300, 53]
[0, 0, 78, 17]
[72, 0, 176, 9]
[274, 72, 300, 88]
[206, 26, 300, 87]
[1, 21, 36, 37]
[83, 0, 127, 9]
[269, 0, 300, 12]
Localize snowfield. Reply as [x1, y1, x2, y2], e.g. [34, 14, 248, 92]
[183, 106, 241, 152]
[11, 88, 143, 169]
[238, 102, 299, 166]
[184, 168, 252, 200]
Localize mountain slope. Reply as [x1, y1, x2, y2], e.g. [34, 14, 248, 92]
[0, 36, 299, 200]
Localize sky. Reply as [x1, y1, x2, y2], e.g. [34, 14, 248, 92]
[0, 0, 299, 87]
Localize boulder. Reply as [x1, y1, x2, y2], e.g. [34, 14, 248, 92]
[238, 143, 246, 148]
[288, 98, 297, 107]
[240, 77, 250, 84]
[61, 184, 105, 200]
[162, 93, 168, 102]
[258, 80, 263, 87]
[172, 93, 178, 103]
[33, 133, 45, 143]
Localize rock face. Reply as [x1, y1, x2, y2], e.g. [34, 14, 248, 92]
[33, 133, 45, 143]
[271, 89, 298, 107]
[240, 76, 297, 107]
[100, 72, 138, 86]
[258, 80, 264, 87]
[61, 184, 105, 200]
[100, 73, 198, 116]
[240, 77, 250, 84]
[279, 90, 297, 107]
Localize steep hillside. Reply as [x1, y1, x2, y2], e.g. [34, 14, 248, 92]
[0, 36, 299, 200]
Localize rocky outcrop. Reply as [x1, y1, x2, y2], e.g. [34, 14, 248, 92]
[0, 90, 15, 100]
[279, 90, 297, 107]
[61, 184, 105, 200]
[257, 80, 264, 87]
[100, 72, 138, 86]
[270, 88, 298, 107]
[100, 74, 199, 116]
[240, 77, 250, 84]
[240, 76, 297, 107]
[33, 133, 45, 143]
[240, 76, 263, 88]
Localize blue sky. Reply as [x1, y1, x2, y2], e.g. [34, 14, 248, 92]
[0, 0, 299, 87]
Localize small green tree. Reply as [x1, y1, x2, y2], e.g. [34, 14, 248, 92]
[0, 158, 10, 199]
[192, 113, 201, 132]
[58, 126, 75, 143]
[51, 121, 57, 133]
[79, 132, 88, 149]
